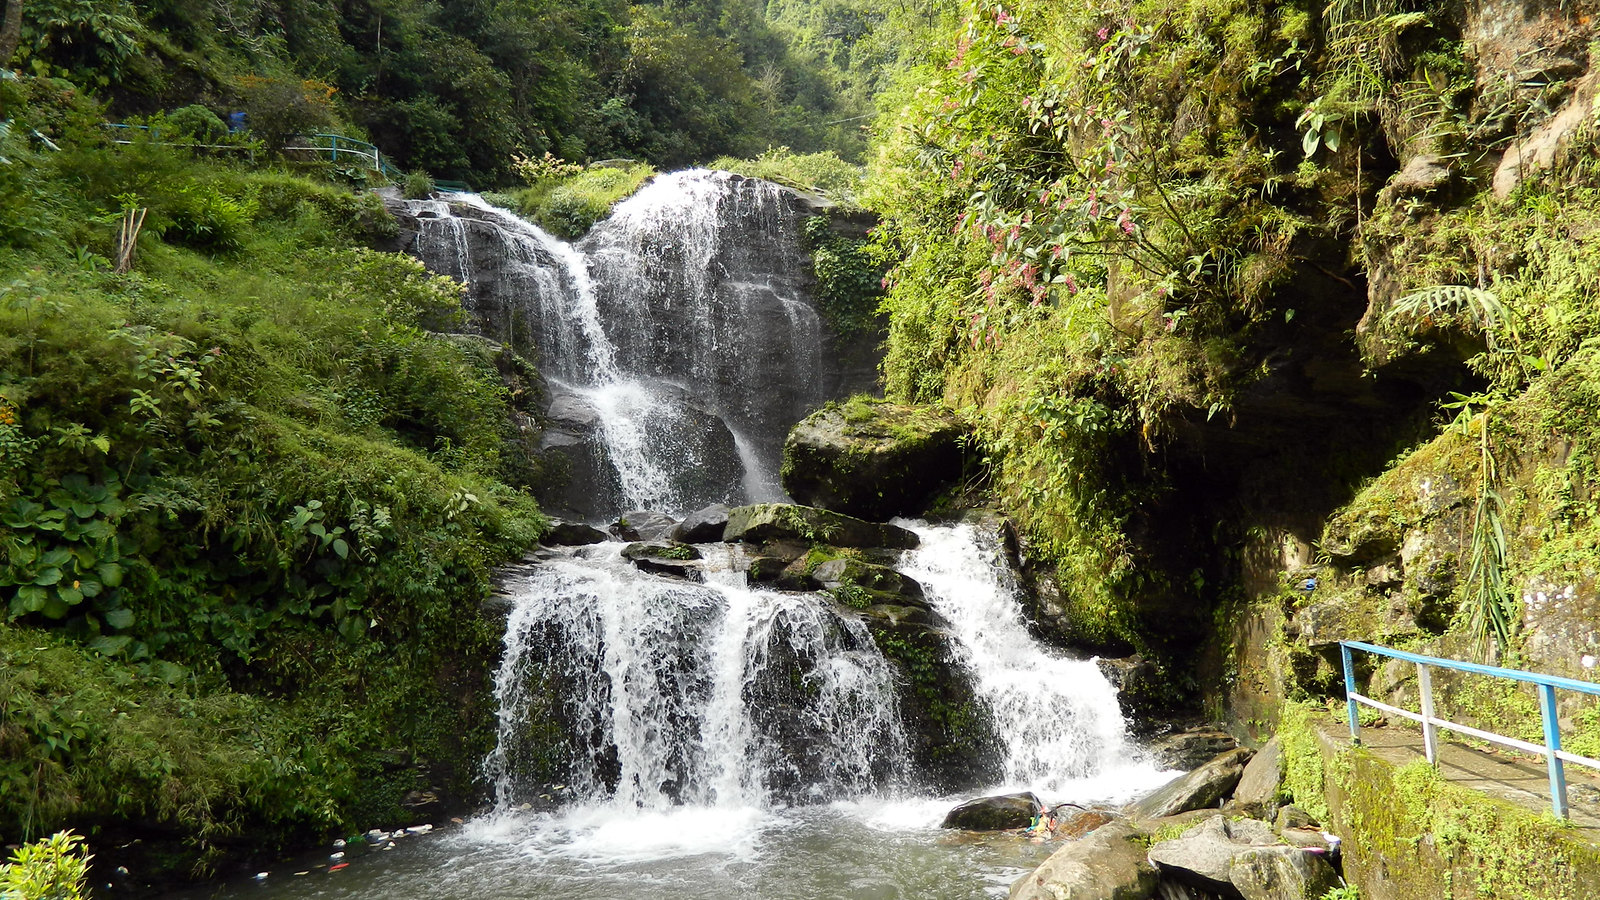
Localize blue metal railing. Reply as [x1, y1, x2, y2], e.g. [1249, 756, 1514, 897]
[1340, 640, 1600, 819]
[285, 133, 406, 182]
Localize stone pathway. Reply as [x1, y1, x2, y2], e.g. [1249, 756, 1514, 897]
[1321, 720, 1600, 831]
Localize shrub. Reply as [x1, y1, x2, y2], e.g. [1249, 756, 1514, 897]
[161, 105, 229, 144]
[508, 164, 654, 238]
[0, 830, 90, 900]
[234, 75, 340, 152]
[161, 181, 258, 252]
[403, 170, 432, 200]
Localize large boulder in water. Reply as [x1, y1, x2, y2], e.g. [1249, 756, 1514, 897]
[781, 398, 968, 520]
[723, 503, 919, 549]
[1010, 819, 1158, 900]
[942, 791, 1044, 830]
[1128, 747, 1254, 820]
[671, 504, 731, 543]
[543, 520, 609, 546]
[613, 510, 679, 541]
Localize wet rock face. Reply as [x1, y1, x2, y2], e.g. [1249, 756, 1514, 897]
[390, 174, 881, 523]
[781, 399, 968, 520]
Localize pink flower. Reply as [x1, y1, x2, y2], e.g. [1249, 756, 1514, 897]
[1011, 45, 1027, 55]
[1097, 26, 1109, 41]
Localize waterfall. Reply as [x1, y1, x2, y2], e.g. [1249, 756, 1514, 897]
[398, 170, 838, 521]
[486, 544, 909, 810]
[400, 170, 1158, 840]
[899, 521, 1134, 794]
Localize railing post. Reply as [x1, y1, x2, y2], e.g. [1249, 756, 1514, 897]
[1342, 642, 1361, 745]
[1418, 662, 1438, 765]
[1538, 682, 1569, 819]
[331, 135, 339, 161]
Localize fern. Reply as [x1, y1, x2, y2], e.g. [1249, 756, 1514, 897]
[1390, 284, 1506, 331]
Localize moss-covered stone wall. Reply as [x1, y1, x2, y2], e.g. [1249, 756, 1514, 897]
[1280, 703, 1600, 900]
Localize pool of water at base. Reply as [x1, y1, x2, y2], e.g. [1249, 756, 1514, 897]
[171, 766, 1172, 900]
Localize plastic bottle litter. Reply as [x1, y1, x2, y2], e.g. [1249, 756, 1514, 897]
[329, 852, 345, 861]
[253, 873, 268, 880]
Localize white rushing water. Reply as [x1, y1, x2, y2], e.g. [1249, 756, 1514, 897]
[486, 543, 909, 813]
[899, 521, 1168, 797]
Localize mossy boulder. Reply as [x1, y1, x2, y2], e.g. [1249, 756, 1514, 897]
[780, 397, 967, 520]
[722, 503, 919, 549]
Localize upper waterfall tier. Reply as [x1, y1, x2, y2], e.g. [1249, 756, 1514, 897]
[392, 171, 874, 522]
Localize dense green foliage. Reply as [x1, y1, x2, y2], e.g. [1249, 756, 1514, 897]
[857, 0, 1493, 657]
[7, 0, 952, 182]
[862, 0, 1343, 649]
[0, 79, 543, 858]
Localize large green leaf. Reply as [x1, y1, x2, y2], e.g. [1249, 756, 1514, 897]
[2, 499, 43, 527]
[103, 606, 134, 629]
[16, 584, 48, 612]
[89, 634, 132, 655]
[97, 562, 125, 587]
[33, 567, 63, 586]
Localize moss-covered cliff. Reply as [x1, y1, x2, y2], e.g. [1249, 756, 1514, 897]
[864, 0, 1600, 736]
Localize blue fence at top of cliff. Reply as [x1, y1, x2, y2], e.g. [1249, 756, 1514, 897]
[281, 133, 406, 182]
[102, 125, 476, 191]
[1340, 640, 1600, 819]
[103, 125, 406, 181]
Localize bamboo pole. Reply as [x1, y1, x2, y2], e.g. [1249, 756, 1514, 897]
[115, 207, 147, 274]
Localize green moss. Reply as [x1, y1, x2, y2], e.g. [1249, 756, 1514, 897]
[1279, 700, 1334, 823]
[1341, 752, 1600, 900]
[1280, 699, 1600, 900]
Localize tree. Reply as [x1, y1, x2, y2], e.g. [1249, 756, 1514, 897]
[1, 0, 22, 67]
